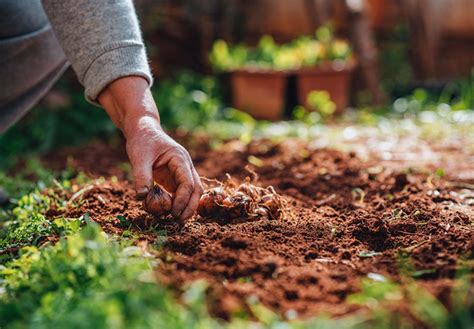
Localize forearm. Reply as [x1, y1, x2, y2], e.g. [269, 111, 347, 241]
[41, 0, 152, 104]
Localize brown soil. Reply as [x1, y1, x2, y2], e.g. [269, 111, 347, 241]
[44, 139, 473, 321]
[41, 139, 130, 180]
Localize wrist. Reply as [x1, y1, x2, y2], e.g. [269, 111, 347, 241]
[98, 76, 161, 136]
[122, 108, 162, 140]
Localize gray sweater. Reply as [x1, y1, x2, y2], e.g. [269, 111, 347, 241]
[42, 0, 153, 103]
[0, 0, 152, 132]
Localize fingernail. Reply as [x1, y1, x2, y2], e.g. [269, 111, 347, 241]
[136, 187, 149, 200]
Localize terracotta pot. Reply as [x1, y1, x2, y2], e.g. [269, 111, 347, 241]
[296, 60, 356, 114]
[230, 69, 288, 120]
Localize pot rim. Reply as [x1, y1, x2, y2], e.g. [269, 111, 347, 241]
[225, 58, 357, 76]
[295, 58, 357, 75]
[230, 68, 290, 76]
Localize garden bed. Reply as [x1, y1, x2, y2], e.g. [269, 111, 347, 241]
[40, 138, 473, 322]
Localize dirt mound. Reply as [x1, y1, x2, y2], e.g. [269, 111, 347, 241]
[47, 140, 472, 320]
[159, 141, 473, 318]
[41, 139, 130, 179]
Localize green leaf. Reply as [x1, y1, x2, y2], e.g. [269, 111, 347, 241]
[247, 155, 264, 167]
[411, 269, 437, 278]
[116, 215, 130, 228]
[435, 168, 445, 178]
[358, 251, 382, 258]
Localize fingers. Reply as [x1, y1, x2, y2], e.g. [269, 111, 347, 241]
[131, 156, 154, 200]
[168, 156, 195, 218]
[152, 165, 177, 193]
[178, 168, 203, 222]
[127, 124, 202, 221]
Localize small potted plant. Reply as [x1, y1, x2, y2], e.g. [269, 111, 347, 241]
[209, 25, 355, 120]
[210, 36, 293, 120]
[294, 26, 356, 114]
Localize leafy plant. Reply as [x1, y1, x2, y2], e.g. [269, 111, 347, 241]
[307, 90, 337, 118]
[152, 71, 259, 143]
[210, 25, 352, 71]
[0, 177, 86, 263]
[349, 268, 473, 329]
[0, 223, 221, 328]
[153, 71, 223, 131]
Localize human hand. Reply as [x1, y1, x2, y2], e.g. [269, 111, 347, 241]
[98, 76, 203, 222]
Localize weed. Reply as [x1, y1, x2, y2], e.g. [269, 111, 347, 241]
[351, 188, 366, 204]
[116, 215, 131, 228]
[0, 186, 82, 263]
[358, 251, 382, 258]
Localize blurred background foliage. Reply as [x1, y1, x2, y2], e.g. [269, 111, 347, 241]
[0, 79, 116, 170]
[209, 25, 352, 71]
[1, 70, 471, 171]
[1, 0, 473, 169]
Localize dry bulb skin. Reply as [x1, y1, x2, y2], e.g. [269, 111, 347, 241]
[197, 175, 285, 223]
[143, 185, 173, 217]
[196, 187, 227, 218]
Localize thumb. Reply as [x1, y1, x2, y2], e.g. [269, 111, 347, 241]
[131, 157, 154, 200]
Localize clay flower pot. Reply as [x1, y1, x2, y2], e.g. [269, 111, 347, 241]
[230, 69, 288, 120]
[296, 60, 356, 114]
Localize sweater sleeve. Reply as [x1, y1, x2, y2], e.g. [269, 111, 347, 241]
[41, 0, 153, 105]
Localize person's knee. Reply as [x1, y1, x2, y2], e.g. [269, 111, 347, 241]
[0, 0, 48, 39]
